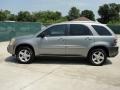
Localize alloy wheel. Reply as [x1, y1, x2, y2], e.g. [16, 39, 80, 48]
[18, 49, 31, 62]
[92, 51, 105, 65]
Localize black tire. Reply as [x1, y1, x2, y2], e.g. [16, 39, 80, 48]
[16, 46, 34, 64]
[88, 49, 107, 66]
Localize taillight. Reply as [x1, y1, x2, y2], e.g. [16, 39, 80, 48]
[113, 38, 117, 46]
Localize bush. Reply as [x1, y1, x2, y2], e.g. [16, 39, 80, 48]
[108, 25, 120, 34]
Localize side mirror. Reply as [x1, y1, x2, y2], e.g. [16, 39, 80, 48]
[40, 33, 45, 38]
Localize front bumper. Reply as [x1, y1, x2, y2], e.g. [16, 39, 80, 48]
[108, 46, 119, 57]
[7, 44, 15, 55]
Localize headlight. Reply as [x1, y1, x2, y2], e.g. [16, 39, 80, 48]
[9, 38, 15, 45]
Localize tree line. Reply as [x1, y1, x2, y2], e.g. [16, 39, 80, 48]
[0, 3, 120, 25]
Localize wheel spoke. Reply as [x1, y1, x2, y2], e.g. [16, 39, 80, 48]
[24, 57, 29, 61]
[19, 56, 23, 60]
[93, 58, 97, 62]
[93, 53, 98, 57]
[19, 56, 25, 61]
[26, 54, 30, 57]
[24, 50, 27, 54]
[19, 51, 24, 56]
[99, 56, 104, 60]
[98, 52, 102, 56]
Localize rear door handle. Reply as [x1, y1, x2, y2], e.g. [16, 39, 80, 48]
[58, 38, 63, 40]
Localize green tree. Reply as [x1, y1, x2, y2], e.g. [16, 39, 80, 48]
[8, 14, 17, 21]
[55, 11, 62, 19]
[0, 10, 6, 21]
[81, 10, 95, 21]
[98, 3, 120, 23]
[67, 7, 80, 21]
[0, 10, 17, 21]
[4, 10, 11, 20]
[118, 4, 120, 12]
[33, 11, 63, 25]
[17, 11, 33, 22]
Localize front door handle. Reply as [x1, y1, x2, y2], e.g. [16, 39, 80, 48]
[85, 37, 92, 40]
[58, 38, 65, 41]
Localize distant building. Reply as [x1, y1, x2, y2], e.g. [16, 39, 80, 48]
[72, 17, 91, 21]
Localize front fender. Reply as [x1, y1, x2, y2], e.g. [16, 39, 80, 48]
[14, 38, 39, 56]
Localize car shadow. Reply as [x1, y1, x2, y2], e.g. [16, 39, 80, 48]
[5, 56, 112, 66]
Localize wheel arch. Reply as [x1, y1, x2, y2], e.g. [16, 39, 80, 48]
[87, 46, 109, 57]
[15, 44, 35, 55]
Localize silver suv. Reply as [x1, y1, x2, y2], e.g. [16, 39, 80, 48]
[7, 21, 119, 66]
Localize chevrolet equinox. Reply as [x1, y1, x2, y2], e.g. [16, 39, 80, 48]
[7, 21, 119, 66]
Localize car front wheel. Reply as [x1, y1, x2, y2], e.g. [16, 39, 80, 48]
[88, 49, 107, 66]
[16, 46, 34, 64]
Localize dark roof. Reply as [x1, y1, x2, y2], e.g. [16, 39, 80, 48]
[72, 17, 91, 21]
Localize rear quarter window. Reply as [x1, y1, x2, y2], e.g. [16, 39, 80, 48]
[92, 25, 112, 36]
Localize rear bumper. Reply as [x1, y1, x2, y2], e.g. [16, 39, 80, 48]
[108, 46, 119, 57]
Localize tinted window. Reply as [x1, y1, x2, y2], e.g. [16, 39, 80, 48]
[69, 24, 92, 36]
[43, 25, 66, 36]
[92, 25, 112, 36]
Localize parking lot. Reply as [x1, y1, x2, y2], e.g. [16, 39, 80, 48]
[0, 36, 120, 90]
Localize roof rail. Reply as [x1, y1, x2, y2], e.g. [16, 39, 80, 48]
[63, 21, 100, 23]
[70, 21, 99, 23]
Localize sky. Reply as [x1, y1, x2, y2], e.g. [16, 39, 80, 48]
[0, 0, 120, 18]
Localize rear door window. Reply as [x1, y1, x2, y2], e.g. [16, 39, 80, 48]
[69, 24, 92, 36]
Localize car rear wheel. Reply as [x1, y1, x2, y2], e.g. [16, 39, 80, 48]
[88, 49, 107, 66]
[16, 46, 34, 64]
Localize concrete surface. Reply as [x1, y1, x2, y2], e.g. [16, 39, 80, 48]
[0, 36, 120, 90]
